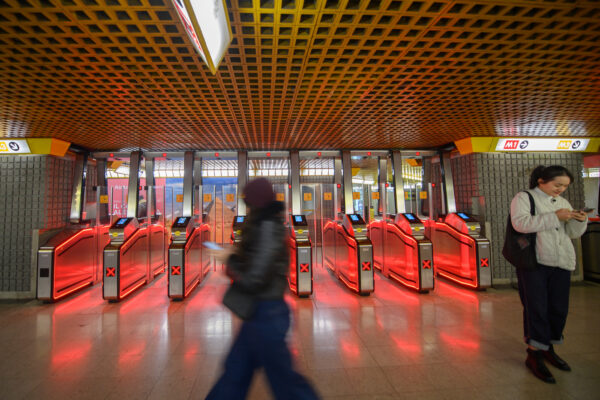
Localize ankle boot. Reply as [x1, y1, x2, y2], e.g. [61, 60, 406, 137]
[543, 345, 571, 371]
[526, 348, 556, 383]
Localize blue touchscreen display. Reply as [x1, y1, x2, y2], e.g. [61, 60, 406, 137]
[294, 215, 303, 223]
[457, 212, 470, 220]
[350, 214, 359, 222]
[177, 217, 187, 224]
[405, 213, 417, 222]
[236, 216, 245, 223]
[116, 218, 128, 226]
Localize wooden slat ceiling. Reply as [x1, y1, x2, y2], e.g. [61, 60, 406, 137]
[0, 0, 599, 150]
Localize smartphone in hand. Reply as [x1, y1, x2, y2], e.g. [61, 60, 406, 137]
[581, 207, 594, 213]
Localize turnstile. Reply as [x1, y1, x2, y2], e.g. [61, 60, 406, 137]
[37, 225, 110, 301]
[425, 212, 491, 290]
[103, 217, 165, 301]
[370, 213, 434, 293]
[168, 217, 211, 299]
[288, 214, 312, 297]
[323, 213, 374, 295]
[230, 215, 245, 244]
[582, 221, 600, 281]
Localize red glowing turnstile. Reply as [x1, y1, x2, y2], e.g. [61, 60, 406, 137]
[37, 225, 110, 301]
[288, 214, 313, 297]
[323, 213, 374, 295]
[103, 217, 166, 301]
[424, 212, 491, 290]
[370, 213, 434, 293]
[168, 216, 211, 300]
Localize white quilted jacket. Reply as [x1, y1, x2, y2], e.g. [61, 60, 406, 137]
[510, 187, 588, 271]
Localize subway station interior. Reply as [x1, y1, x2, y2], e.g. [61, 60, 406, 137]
[1, 0, 600, 398]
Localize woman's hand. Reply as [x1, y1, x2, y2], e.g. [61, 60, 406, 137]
[570, 211, 587, 222]
[555, 208, 573, 221]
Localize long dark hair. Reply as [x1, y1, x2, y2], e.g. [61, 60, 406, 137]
[529, 165, 574, 189]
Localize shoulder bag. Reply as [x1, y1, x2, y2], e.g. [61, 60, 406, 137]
[502, 191, 538, 269]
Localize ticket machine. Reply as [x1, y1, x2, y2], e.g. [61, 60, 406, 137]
[168, 217, 211, 299]
[425, 212, 491, 290]
[370, 213, 434, 293]
[323, 213, 374, 295]
[288, 214, 312, 297]
[103, 217, 149, 301]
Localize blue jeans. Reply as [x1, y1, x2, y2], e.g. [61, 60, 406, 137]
[206, 300, 320, 400]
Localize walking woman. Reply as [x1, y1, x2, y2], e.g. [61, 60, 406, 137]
[510, 165, 588, 383]
[206, 178, 320, 399]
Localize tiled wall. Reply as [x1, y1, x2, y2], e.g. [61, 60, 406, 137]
[0, 155, 74, 296]
[452, 153, 585, 282]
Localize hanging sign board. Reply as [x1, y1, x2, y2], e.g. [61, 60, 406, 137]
[495, 138, 590, 152]
[372, 192, 380, 200]
[323, 192, 332, 201]
[303, 193, 312, 201]
[225, 193, 235, 202]
[352, 192, 361, 200]
[0, 139, 30, 154]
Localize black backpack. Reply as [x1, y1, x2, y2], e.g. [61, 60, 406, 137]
[502, 191, 538, 269]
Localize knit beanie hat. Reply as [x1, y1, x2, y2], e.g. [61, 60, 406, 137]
[242, 178, 275, 209]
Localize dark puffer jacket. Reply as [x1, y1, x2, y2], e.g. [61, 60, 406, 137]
[226, 201, 289, 300]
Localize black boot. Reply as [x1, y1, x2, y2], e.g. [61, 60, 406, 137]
[543, 345, 571, 371]
[526, 348, 556, 383]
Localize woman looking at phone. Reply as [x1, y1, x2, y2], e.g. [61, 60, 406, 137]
[510, 165, 588, 383]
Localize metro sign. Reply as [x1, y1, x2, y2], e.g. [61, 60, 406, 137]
[503, 140, 519, 150]
[496, 138, 590, 152]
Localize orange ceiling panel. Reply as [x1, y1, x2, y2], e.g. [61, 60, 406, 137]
[0, 0, 599, 150]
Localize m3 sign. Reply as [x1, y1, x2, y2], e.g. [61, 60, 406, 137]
[496, 138, 590, 152]
[0, 139, 30, 154]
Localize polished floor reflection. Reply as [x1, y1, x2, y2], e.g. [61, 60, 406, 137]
[1, 266, 600, 400]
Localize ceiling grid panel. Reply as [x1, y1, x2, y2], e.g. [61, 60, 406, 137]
[0, 0, 598, 149]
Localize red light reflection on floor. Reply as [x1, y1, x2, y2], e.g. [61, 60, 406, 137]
[390, 334, 422, 355]
[373, 276, 421, 305]
[340, 338, 360, 358]
[52, 288, 105, 315]
[51, 341, 93, 365]
[118, 341, 147, 364]
[435, 280, 481, 305]
[439, 332, 480, 350]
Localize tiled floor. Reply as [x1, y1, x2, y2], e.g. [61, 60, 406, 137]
[1, 266, 600, 400]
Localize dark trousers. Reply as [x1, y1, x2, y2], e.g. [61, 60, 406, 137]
[206, 300, 320, 400]
[516, 265, 571, 350]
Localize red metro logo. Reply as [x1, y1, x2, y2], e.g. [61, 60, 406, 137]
[503, 140, 520, 150]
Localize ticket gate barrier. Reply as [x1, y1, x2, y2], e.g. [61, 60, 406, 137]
[425, 212, 491, 290]
[37, 225, 110, 301]
[288, 215, 312, 297]
[103, 217, 165, 301]
[230, 215, 245, 244]
[369, 213, 434, 293]
[168, 216, 211, 299]
[323, 213, 374, 295]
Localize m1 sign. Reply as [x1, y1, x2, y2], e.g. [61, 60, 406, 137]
[495, 138, 590, 152]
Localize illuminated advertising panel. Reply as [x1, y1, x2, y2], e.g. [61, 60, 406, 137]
[171, 0, 232, 74]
